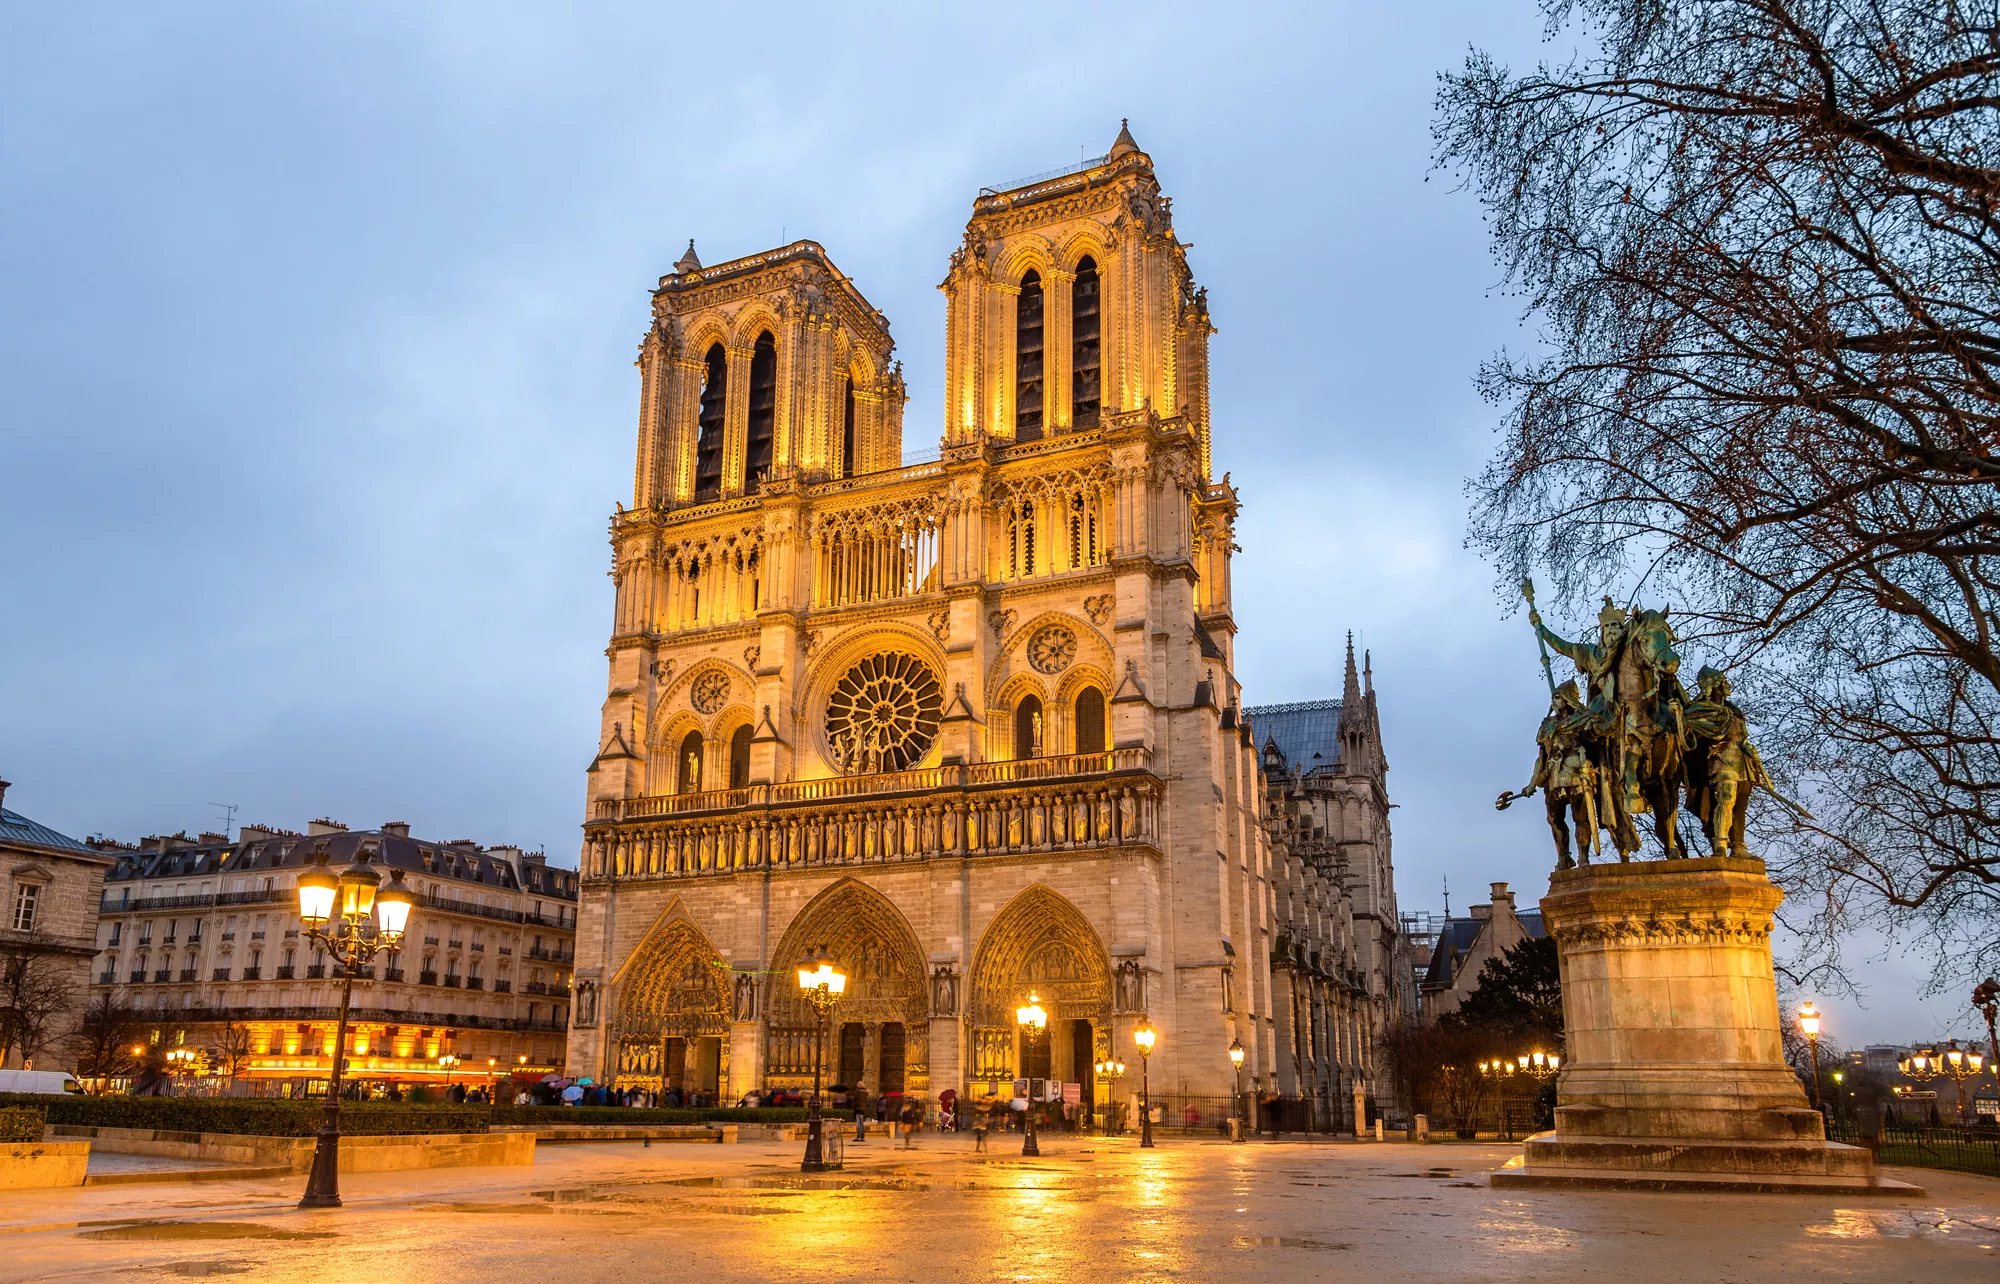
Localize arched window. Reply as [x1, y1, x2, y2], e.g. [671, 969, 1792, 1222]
[678, 730, 705, 794]
[694, 343, 727, 497]
[745, 331, 777, 489]
[1014, 695, 1044, 760]
[1015, 270, 1044, 441]
[1074, 688, 1106, 755]
[728, 725, 753, 789]
[842, 375, 857, 478]
[1072, 258, 1101, 427]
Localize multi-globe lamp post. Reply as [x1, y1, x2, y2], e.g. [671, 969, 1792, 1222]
[1228, 1037, 1246, 1143]
[1939, 1039, 1987, 1123]
[293, 840, 415, 1209]
[1093, 1055, 1125, 1135]
[795, 946, 847, 1173]
[1133, 1023, 1157, 1148]
[1015, 993, 1048, 1157]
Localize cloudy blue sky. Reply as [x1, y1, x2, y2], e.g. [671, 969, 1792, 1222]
[0, 3, 1966, 1044]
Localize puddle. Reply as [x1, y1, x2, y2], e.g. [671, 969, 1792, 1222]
[147, 1263, 258, 1278]
[688, 1203, 800, 1216]
[1230, 1236, 1354, 1252]
[414, 1203, 557, 1215]
[1446, 1181, 1483, 1188]
[79, 1223, 336, 1242]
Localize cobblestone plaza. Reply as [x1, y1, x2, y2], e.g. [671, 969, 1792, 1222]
[0, 1138, 1987, 1282]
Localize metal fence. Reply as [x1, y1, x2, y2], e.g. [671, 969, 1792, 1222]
[1827, 1120, 2000, 1178]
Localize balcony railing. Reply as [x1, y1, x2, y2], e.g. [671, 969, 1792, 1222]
[97, 971, 114, 984]
[87, 1001, 568, 1034]
[127, 971, 144, 984]
[178, 968, 197, 981]
[152, 970, 170, 982]
[211, 968, 230, 982]
[443, 976, 462, 988]
[385, 968, 406, 982]
[498, 946, 511, 956]
[524, 981, 548, 995]
[241, 968, 262, 981]
[586, 748, 1161, 881]
[305, 965, 325, 979]
[492, 979, 511, 993]
[470, 943, 484, 952]
[419, 971, 439, 986]
[276, 966, 296, 979]
[465, 978, 485, 991]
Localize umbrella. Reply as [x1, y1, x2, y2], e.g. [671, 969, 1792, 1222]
[539, 1074, 567, 1085]
[575, 1077, 595, 1086]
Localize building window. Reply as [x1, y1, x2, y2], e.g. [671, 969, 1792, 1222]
[745, 331, 778, 489]
[1074, 688, 1107, 755]
[13, 884, 39, 932]
[1015, 270, 1044, 441]
[1072, 257, 1100, 427]
[726, 724, 754, 789]
[1014, 695, 1044, 760]
[694, 343, 728, 498]
[678, 731, 705, 794]
[108, 921, 122, 946]
[842, 375, 857, 477]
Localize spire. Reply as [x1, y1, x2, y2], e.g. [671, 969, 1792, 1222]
[1342, 632, 1362, 706]
[1364, 649, 1374, 696]
[1108, 118, 1140, 160]
[674, 239, 702, 273]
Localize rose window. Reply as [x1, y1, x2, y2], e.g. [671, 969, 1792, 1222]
[824, 652, 944, 774]
[1027, 624, 1077, 675]
[690, 670, 731, 714]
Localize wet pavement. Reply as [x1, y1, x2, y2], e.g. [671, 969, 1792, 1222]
[0, 1135, 1990, 1281]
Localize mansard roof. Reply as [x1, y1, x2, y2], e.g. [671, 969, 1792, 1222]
[0, 807, 100, 858]
[1245, 699, 1343, 776]
[101, 828, 578, 901]
[1420, 910, 1548, 992]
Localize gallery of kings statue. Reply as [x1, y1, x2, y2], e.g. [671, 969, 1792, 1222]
[563, 124, 1415, 1129]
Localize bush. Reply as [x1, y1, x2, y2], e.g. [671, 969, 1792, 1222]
[0, 1094, 822, 1137]
[0, 1107, 45, 1143]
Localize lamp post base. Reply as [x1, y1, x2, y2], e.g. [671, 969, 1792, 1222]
[802, 1110, 826, 1173]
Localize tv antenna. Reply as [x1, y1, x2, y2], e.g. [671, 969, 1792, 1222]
[209, 802, 238, 840]
[1442, 874, 1450, 919]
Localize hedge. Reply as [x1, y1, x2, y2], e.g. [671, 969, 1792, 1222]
[0, 1095, 826, 1137]
[0, 1107, 44, 1143]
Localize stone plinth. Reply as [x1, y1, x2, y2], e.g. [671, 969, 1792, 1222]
[1491, 857, 1919, 1194]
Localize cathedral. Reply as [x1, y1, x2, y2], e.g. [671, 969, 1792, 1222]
[568, 124, 1403, 1126]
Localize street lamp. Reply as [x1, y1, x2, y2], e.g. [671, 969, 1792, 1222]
[1133, 1023, 1157, 1149]
[1940, 1039, 1986, 1123]
[1228, 1037, 1246, 1143]
[796, 945, 846, 1173]
[294, 840, 413, 1210]
[1480, 1059, 1517, 1141]
[438, 1053, 461, 1090]
[1798, 1001, 1824, 1110]
[1015, 992, 1048, 1157]
[1093, 1056, 1126, 1135]
[166, 1047, 197, 1093]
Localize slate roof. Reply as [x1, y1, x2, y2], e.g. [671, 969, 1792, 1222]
[0, 807, 98, 856]
[1244, 699, 1343, 775]
[1421, 910, 1547, 991]
[102, 828, 578, 901]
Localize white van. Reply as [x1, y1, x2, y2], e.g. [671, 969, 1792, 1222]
[0, 1070, 82, 1095]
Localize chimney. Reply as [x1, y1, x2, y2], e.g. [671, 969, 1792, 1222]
[0, 779, 9, 813]
[382, 822, 410, 839]
[307, 818, 348, 837]
[1490, 882, 1515, 914]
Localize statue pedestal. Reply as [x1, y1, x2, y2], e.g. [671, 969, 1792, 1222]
[1491, 857, 1919, 1194]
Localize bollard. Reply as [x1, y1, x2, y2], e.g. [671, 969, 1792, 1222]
[1228, 1118, 1243, 1143]
[1414, 1114, 1429, 1144]
[1374, 1119, 1384, 1142]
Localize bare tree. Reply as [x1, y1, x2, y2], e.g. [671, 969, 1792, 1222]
[212, 1022, 253, 1079]
[0, 932, 80, 1068]
[70, 994, 145, 1090]
[1437, 0, 2000, 986]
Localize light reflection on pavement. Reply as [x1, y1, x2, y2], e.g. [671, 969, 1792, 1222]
[0, 1138, 1989, 1282]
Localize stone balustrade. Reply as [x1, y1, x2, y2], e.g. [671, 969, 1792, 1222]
[584, 750, 1160, 882]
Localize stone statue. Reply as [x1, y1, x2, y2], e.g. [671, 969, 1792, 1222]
[732, 972, 757, 1021]
[931, 966, 958, 1017]
[1497, 678, 1601, 869]
[1114, 958, 1144, 1012]
[576, 979, 599, 1027]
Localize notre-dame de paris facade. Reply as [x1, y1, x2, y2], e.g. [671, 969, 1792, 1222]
[567, 123, 1409, 1127]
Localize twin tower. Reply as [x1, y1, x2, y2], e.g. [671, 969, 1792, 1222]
[569, 124, 1286, 1115]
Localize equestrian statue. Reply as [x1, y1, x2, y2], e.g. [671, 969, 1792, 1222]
[1497, 581, 1807, 866]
